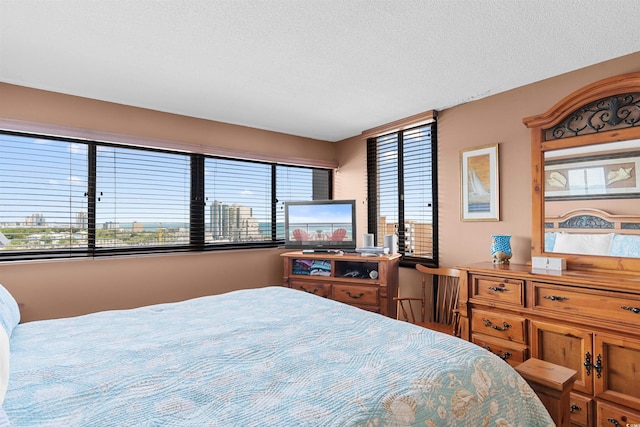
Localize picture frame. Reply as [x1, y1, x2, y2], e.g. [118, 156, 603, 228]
[545, 151, 640, 200]
[460, 143, 500, 221]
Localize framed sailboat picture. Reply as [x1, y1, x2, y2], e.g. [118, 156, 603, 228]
[460, 143, 500, 221]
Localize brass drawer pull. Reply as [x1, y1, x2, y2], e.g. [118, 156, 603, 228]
[543, 295, 568, 301]
[569, 404, 581, 413]
[621, 306, 640, 314]
[482, 318, 511, 331]
[488, 286, 507, 292]
[346, 291, 365, 299]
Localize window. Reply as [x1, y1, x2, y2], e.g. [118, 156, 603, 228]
[0, 131, 332, 260]
[566, 167, 606, 194]
[96, 146, 191, 250]
[367, 123, 437, 265]
[275, 165, 331, 240]
[0, 134, 88, 257]
[204, 158, 271, 245]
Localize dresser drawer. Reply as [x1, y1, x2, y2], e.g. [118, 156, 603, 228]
[569, 393, 592, 427]
[596, 400, 640, 427]
[472, 334, 527, 368]
[470, 275, 525, 306]
[332, 284, 379, 306]
[290, 281, 331, 298]
[471, 308, 527, 343]
[532, 282, 640, 326]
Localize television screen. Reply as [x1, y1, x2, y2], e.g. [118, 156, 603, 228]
[284, 200, 356, 251]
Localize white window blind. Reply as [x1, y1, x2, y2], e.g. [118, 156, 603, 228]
[204, 158, 271, 245]
[367, 124, 436, 263]
[275, 165, 331, 239]
[95, 145, 191, 250]
[0, 130, 333, 260]
[402, 126, 435, 259]
[0, 133, 88, 256]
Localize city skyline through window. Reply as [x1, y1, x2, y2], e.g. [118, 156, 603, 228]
[0, 131, 331, 258]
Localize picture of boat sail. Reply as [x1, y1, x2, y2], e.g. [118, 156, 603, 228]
[461, 144, 499, 221]
[467, 162, 491, 212]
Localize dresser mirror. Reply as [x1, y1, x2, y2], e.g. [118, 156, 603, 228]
[524, 72, 640, 272]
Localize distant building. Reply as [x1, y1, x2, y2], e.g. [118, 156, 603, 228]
[210, 201, 260, 241]
[76, 210, 88, 229]
[132, 221, 143, 232]
[210, 201, 230, 239]
[378, 216, 431, 257]
[25, 213, 45, 226]
[103, 222, 120, 230]
[229, 204, 258, 240]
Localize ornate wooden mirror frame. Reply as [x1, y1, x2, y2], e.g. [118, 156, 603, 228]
[523, 72, 640, 273]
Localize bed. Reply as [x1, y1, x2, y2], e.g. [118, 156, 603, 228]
[0, 285, 553, 426]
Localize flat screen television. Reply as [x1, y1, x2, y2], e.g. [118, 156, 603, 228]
[284, 199, 356, 251]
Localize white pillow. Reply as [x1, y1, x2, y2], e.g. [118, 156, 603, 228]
[0, 327, 8, 405]
[0, 283, 19, 406]
[552, 232, 614, 256]
[0, 284, 20, 338]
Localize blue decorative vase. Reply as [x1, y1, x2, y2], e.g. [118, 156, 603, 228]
[491, 234, 512, 264]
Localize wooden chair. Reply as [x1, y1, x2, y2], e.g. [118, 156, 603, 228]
[395, 264, 462, 336]
[326, 228, 347, 241]
[292, 229, 310, 241]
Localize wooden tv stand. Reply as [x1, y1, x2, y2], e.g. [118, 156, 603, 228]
[281, 251, 400, 318]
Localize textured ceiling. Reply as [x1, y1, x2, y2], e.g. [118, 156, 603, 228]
[1, 0, 640, 141]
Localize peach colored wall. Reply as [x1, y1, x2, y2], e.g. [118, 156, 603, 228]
[0, 84, 336, 321]
[334, 136, 369, 242]
[0, 83, 335, 162]
[1, 250, 288, 322]
[334, 51, 640, 303]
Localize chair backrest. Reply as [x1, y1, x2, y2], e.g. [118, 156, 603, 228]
[329, 228, 347, 241]
[415, 265, 461, 326]
[292, 229, 309, 241]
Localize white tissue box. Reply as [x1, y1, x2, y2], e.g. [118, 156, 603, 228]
[532, 256, 566, 271]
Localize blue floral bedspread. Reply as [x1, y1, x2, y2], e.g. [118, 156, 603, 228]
[4, 286, 553, 426]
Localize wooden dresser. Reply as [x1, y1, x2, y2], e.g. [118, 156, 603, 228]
[281, 251, 400, 318]
[458, 262, 640, 427]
